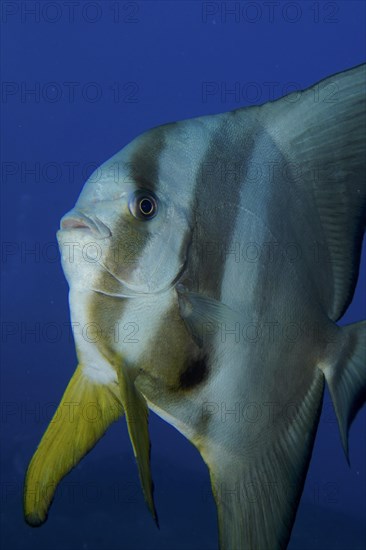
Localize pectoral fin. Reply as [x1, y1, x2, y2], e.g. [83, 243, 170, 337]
[24, 365, 123, 526]
[177, 285, 242, 346]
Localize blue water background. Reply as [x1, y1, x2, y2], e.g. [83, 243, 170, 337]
[1, 1, 365, 549]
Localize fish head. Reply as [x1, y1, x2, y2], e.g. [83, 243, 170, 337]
[56, 118, 227, 389]
[56, 124, 199, 297]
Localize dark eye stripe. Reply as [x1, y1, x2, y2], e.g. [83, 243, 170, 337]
[127, 125, 175, 195]
[89, 126, 168, 340]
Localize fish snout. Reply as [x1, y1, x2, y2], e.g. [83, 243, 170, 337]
[59, 210, 111, 239]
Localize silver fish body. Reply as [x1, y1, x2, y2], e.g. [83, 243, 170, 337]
[24, 63, 366, 549]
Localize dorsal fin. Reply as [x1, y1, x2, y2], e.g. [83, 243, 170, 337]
[261, 63, 366, 321]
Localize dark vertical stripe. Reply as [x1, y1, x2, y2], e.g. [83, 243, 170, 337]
[128, 124, 174, 194]
[88, 125, 170, 354]
[183, 111, 257, 300]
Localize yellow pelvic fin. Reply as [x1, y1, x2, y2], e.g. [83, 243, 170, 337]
[24, 365, 123, 527]
[117, 367, 158, 525]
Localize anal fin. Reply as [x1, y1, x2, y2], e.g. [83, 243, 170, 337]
[202, 371, 324, 550]
[138, 361, 325, 550]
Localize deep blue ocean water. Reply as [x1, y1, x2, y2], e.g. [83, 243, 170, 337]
[1, 1, 365, 549]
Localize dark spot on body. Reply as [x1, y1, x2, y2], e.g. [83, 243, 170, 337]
[179, 356, 208, 390]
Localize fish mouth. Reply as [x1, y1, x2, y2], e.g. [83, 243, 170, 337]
[59, 210, 112, 239]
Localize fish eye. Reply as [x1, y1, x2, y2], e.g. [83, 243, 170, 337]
[128, 190, 158, 220]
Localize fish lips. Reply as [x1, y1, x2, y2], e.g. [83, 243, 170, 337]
[58, 210, 112, 240]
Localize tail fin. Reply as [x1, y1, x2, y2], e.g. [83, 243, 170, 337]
[24, 365, 123, 526]
[321, 321, 366, 460]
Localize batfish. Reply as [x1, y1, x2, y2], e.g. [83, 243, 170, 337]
[24, 63, 366, 549]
